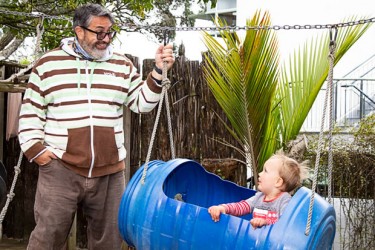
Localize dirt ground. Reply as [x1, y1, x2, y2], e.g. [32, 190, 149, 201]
[0, 238, 132, 250]
[0, 237, 27, 250]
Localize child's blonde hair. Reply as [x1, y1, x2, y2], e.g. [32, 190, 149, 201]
[269, 151, 309, 192]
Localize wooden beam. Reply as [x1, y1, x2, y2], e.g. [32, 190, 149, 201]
[0, 83, 26, 93]
[0, 93, 4, 161]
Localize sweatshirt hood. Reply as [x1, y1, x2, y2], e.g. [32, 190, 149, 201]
[60, 37, 113, 62]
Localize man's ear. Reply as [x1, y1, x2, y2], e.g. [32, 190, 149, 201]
[74, 26, 84, 40]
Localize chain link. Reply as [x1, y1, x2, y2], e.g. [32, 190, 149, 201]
[123, 17, 375, 32]
[0, 8, 71, 21]
[1, 8, 374, 32]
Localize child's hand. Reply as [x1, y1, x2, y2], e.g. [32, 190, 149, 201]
[250, 218, 267, 229]
[208, 205, 226, 222]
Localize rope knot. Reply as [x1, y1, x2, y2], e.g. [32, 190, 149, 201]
[7, 193, 15, 200]
[162, 78, 171, 89]
[14, 166, 21, 174]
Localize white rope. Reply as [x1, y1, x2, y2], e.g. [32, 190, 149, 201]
[0, 151, 23, 240]
[163, 60, 176, 160]
[305, 27, 337, 236]
[326, 30, 336, 204]
[141, 36, 175, 184]
[34, 15, 45, 57]
[0, 17, 44, 239]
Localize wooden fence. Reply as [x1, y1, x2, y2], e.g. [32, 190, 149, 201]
[132, 55, 245, 178]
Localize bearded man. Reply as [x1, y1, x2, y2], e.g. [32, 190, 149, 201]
[18, 3, 175, 249]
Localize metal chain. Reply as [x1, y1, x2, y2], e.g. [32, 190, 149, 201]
[0, 9, 70, 21]
[0, 8, 374, 31]
[123, 17, 375, 32]
[305, 27, 337, 236]
[0, 151, 23, 240]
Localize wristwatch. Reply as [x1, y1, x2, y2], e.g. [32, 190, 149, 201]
[153, 65, 162, 75]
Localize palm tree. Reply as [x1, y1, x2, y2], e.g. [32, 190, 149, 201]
[202, 11, 372, 184]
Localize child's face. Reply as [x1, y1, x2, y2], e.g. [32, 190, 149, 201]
[258, 158, 282, 194]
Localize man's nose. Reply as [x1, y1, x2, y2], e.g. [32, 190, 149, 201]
[102, 34, 111, 42]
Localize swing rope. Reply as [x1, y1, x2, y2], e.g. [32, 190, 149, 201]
[305, 27, 337, 236]
[141, 32, 175, 184]
[0, 17, 44, 239]
[0, 151, 23, 239]
[34, 15, 45, 56]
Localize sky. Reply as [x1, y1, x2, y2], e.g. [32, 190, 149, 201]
[115, 0, 375, 78]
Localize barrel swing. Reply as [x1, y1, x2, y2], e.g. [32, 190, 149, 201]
[118, 28, 337, 250]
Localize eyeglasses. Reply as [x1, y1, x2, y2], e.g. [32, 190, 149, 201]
[80, 26, 116, 40]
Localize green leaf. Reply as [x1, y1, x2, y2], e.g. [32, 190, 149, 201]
[203, 12, 372, 183]
[202, 11, 279, 180]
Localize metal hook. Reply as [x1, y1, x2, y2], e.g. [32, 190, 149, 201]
[329, 26, 338, 46]
[163, 29, 170, 46]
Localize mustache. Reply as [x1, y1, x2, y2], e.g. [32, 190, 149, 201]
[95, 41, 109, 46]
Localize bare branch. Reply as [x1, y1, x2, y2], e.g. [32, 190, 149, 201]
[0, 33, 15, 51]
[0, 38, 24, 60]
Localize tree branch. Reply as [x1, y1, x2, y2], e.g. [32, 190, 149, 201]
[0, 33, 15, 51]
[0, 38, 24, 60]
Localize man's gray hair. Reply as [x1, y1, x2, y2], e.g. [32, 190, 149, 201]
[73, 4, 115, 28]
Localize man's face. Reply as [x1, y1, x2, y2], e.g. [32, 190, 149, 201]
[75, 16, 113, 60]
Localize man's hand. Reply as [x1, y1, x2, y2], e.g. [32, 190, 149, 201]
[34, 150, 57, 166]
[153, 44, 175, 78]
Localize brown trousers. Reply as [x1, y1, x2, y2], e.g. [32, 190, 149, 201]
[27, 159, 125, 250]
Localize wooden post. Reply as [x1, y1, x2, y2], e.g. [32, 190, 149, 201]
[122, 107, 132, 250]
[124, 108, 131, 185]
[0, 65, 5, 161]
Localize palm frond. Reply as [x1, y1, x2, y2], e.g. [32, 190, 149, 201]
[261, 17, 373, 167]
[202, 11, 279, 176]
[203, 12, 372, 180]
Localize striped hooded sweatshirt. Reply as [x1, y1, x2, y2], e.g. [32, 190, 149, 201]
[18, 37, 162, 177]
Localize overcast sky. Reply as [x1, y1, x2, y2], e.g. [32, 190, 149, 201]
[244, 0, 375, 77]
[117, 0, 375, 78]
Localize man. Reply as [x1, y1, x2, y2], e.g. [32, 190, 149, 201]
[18, 3, 174, 249]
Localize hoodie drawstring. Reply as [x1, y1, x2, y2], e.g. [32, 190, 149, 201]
[86, 61, 97, 178]
[76, 57, 81, 90]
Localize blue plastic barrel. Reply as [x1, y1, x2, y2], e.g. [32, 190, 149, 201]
[118, 158, 336, 249]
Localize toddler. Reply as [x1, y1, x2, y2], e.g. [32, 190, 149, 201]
[208, 152, 308, 228]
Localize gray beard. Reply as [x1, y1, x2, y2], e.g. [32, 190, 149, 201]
[82, 42, 108, 60]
